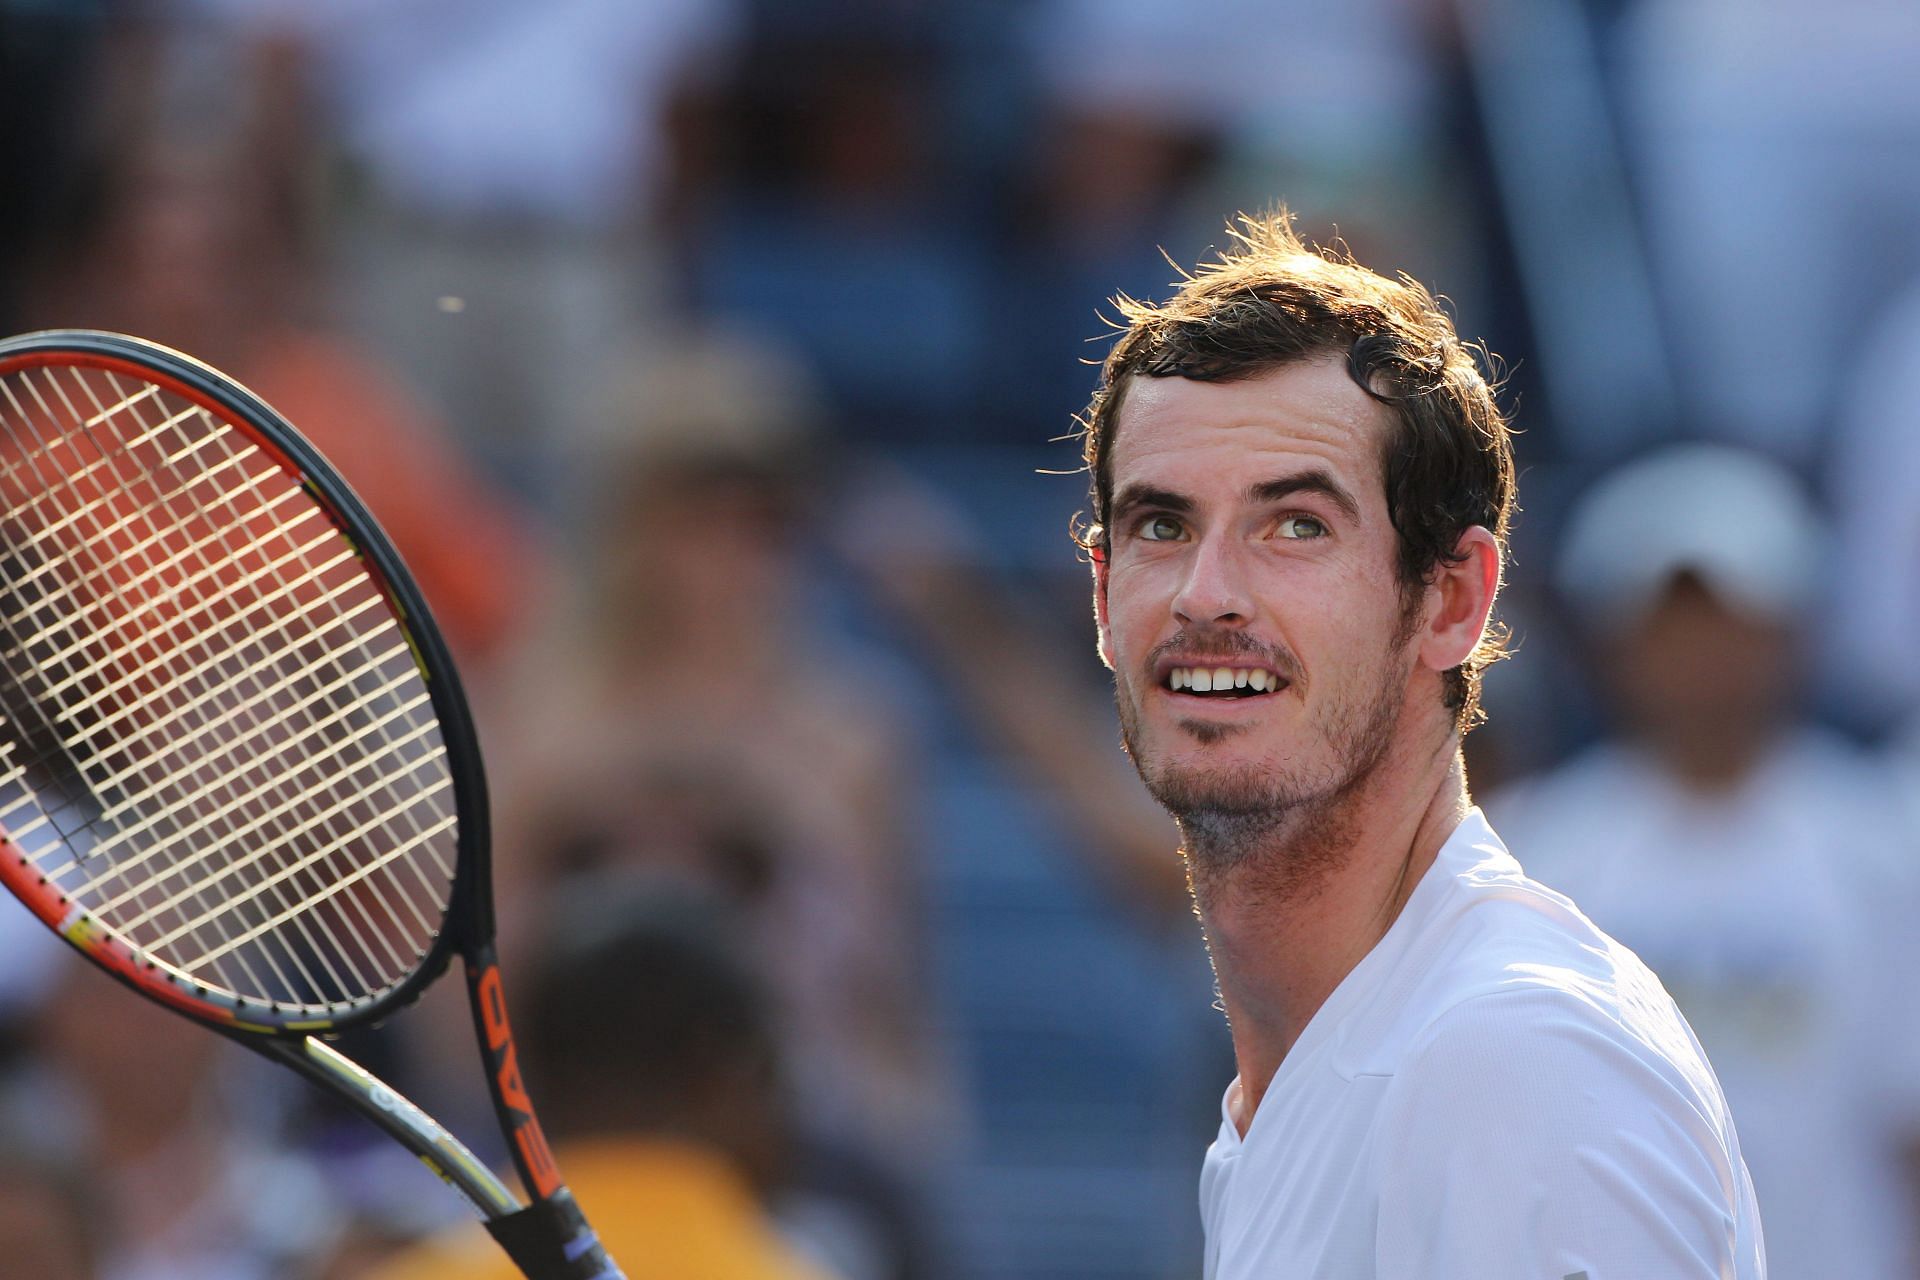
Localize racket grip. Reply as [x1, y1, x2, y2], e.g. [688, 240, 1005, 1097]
[483, 1188, 626, 1280]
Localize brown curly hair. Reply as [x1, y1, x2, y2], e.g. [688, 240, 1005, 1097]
[1076, 211, 1516, 731]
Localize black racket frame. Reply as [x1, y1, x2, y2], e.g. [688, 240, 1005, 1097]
[0, 330, 620, 1279]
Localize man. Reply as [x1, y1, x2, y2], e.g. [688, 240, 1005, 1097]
[1077, 212, 1765, 1277]
[1493, 444, 1920, 1279]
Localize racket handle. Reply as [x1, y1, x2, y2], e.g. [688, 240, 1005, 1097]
[483, 1188, 626, 1280]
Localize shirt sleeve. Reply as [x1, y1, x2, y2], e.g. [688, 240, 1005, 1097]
[1368, 987, 1759, 1279]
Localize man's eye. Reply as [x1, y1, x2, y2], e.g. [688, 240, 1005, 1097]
[1138, 514, 1187, 541]
[1276, 515, 1328, 540]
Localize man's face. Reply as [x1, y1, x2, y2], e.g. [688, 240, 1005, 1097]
[1094, 358, 1423, 824]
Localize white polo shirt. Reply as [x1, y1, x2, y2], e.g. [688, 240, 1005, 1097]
[1199, 809, 1765, 1279]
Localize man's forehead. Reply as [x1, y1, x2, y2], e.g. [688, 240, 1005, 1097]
[1109, 362, 1391, 492]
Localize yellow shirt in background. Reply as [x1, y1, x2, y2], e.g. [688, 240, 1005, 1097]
[362, 1139, 839, 1280]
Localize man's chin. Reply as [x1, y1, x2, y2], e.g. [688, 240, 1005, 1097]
[1141, 756, 1292, 818]
[1120, 697, 1314, 815]
[1172, 716, 1254, 747]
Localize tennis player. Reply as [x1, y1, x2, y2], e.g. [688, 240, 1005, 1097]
[1078, 213, 1766, 1278]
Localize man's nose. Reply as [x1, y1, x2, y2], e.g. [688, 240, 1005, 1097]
[1172, 534, 1255, 627]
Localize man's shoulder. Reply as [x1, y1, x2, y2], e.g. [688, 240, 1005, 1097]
[1396, 974, 1722, 1115]
[1337, 849, 1705, 1096]
[1363, 970, 1745, 1214]
[1358, 956, 1761, 1280]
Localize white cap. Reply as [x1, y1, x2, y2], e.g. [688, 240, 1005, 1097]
[1555, 443, 1825, 629]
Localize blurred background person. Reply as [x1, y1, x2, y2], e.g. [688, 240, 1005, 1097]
[493, 331, 946, 1278]
[0, 957, 344, 1280]
[687, 13, 991, 449]
[0, 1123, 103, 1280]
[831, 462, 1190, 922]
[245, 0, 748, 519]
[354, 876, 840, 1280]
[1488, 444, 1920, 1280]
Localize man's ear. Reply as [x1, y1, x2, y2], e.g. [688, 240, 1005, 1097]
[1091, 545, 1115, 670]
[1418, 526, 1499, 675]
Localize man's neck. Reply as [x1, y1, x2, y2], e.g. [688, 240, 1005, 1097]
[1189, 736, 1472, 1135]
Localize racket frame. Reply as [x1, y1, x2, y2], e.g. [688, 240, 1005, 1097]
[0, 329, 493, 1032]
[0, 332, 609, 1275]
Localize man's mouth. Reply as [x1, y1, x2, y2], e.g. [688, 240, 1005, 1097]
[1164, 665, 1287, 698]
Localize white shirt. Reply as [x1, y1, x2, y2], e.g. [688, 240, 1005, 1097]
[1199, 809, 1765, 1279]
[1493, 734, 1920, 1280]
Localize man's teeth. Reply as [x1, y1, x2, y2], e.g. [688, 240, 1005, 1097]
[1169, 667, 1280, 692]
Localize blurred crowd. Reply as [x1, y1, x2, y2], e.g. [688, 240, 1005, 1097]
[2, 1, 1919, 1278]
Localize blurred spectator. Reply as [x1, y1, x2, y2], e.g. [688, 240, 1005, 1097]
[0, 1121, 102, 1280]
[994, 0, 1472, 443]
[989, 42, 1221, 442]
[499, 330, 947, 1187]
[13, 0, 729, 515]
[690, 19, 991, 444]
[1488, 444, 1920, 1279]
[1027, 0, 1456, 244]
[5, 957, 343, 1280]
[0, 0, 125, 334]
[355, 877, 838, 1280]
[273, 0, 747, 515]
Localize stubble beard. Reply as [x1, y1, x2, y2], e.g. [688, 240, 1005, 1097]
[1115, 618, 1418, 906]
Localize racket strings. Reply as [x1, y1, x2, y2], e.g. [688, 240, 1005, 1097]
[0, 362, 459, 1015]
[83, 661, 424, 871]
[0, 367, 392, 1006]
[0, 367, 371, 1005]
[102, 687, 445, 928]
[121, 370, 462, 969]
[67, 365, 456, 988]
[107, 367, 464, 940]
[0, 374, 314, 1004]
[1, 364, 445, 1003]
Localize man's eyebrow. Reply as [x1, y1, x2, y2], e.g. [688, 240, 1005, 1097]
[1247, 470, 1362, 523]
[1109, 483, 1193, 522]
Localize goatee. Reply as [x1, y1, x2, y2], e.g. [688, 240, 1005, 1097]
[1115, 634, 1411, 904]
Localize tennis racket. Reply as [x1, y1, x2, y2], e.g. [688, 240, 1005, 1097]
[0, 330, 623, 1279]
